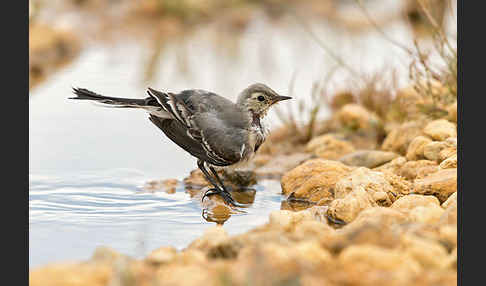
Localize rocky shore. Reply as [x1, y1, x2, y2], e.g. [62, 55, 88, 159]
[30, 82, 457, 285]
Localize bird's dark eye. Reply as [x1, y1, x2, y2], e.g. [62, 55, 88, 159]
[257, 95, 265, 102]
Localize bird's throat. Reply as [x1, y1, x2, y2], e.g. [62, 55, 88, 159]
[250, 110, 263, 130]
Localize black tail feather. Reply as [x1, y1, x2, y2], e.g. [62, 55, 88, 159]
[70, 87, 155, 107]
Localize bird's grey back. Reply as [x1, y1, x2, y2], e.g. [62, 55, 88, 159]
[178, 89, 249, 130]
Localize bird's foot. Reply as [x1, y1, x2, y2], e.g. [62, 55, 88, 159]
[202, 188, 244, 207]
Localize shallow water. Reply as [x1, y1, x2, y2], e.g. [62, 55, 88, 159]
[29, 9, 452, 267]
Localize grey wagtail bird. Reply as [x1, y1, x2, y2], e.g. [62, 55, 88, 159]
[70, 83, 292, 207]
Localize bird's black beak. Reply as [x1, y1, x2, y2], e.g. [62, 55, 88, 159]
[275, 95, 292, 102]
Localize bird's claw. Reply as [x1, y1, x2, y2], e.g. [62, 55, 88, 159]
[202, 188, 241, 207]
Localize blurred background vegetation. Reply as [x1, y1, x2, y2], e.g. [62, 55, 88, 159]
[29, 0, 456, 144]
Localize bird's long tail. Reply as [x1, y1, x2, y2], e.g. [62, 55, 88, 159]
[70, 87, 156, 108]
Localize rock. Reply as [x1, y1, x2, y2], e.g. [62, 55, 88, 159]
[439, 154, 457, 170]
[280, 199, 315, 212]
[187, 226, 229, 251]
[281, 159, 353, 204]
[143, 178, 180, 193]
[391, 194, 441, 212]
[293, 240, 333, 270]
[146, 246, 177, 265]
[382, 121, 424, 154]
[423, 119, 456, 141]
[254, 152, 313, 179]
[305, 134, 355, 160]
[184, 169, 209, 188]
[439, 225, 457, 251]
[243, 243, 300, 281]
[406, 136, 433, 160]
[381, 171, 413, 196]
[373, 156, 407, 175]
[292, 219, 335, 241]
[29, 262, 113, 286]
[268, 209, 315, 231]
[251, 153, 272, 167]
[447, 102, 457, 122]
[398, 160, 438, 180]
[335, 104, 381, 131]
[409, 205, 445, 224]
[305, 205, 331, 222]
[442, 192, 457, 209]
[334, 167, 399, 206]
[423, 141, 452, 162]
[172, 249, 208, 265]
[440, 200, 457, 226]
[153, 264, 215, 286]
[184, 169, 256, 190]
[91, 246, 124, 263]
[327, 208, 407, 253]
[222, 169, 257, 187]
[268, 210, 293, 230]
[401, 234, 450, 269]
[439, 143, 457, 162]
[337, 245, 422, 285]
[446, 247, 457, 269]
[327, 187, 377, 223]
[339, 150, 399, 168]
[414, 168, 457, 203]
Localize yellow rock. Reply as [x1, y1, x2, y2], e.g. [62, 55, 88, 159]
[423, 119, 457, 141]
[336, 104, 381, 131]
[440, 200, 457, 226]
[345, 206, 410, 229]
[187, 225, 228, 250]
[406, 135, 433, 160]
[391, 194, 440, 212]
[398, 160, 438, 180]
[409, 205, 445, 224]
[338, 244, 422, 285]
[442, 192, 457, 209]
[414, 168, 457, 203]
[447, 102, 457, 122]
[382, 121, 424, 154]
[373, 156, 407, 175]
[328, 187, 377, 223]
[439, 225, 457, 250]
[334, 167, 398, 206]
[146, 246, 177, 265]
[339, 150, 399, 168]
[30, 262, 112, 286]
[154, 264, 215, 286]
[401, 234, 449, 269]
[294, 240, 333, 270]
[281, 159, 353, 203]
[306, 134, 355, 160]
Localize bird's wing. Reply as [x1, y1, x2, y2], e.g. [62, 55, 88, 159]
[149, 115, 234, 166]
[147, 88, 249, 166]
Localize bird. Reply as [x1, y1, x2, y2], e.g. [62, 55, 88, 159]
[70, 83, 292, 206]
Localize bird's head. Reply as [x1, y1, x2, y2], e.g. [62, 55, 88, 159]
[237, 83, 292, 118]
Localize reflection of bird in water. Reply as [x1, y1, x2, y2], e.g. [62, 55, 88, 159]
[71, 84, 291, 207]
[202, 208, 230, 225]
[201, 187, 257, 225]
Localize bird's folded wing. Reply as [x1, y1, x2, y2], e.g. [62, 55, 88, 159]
[149, 115, 237, 166]
[191, 112, 248, 165]
[147, 88, 248, 166]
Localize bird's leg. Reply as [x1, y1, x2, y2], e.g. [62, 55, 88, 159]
[209, 166, 229, 192]
[197, 160, 237, 206]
